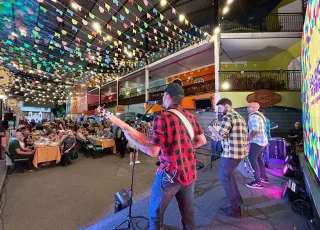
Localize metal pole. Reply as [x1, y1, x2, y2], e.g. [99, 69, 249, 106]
[214, 33, 220, 93]
[145, 67, 149, 102]
[116, 78, 119, 106]
[214, 33, 221, 109]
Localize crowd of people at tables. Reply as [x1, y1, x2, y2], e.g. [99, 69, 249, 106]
[0, 117, 152, 171]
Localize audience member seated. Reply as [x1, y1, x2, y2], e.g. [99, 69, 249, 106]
[77, 128, 89, 142]
[60, 131, 76, 166]
[43, 124, 53, 136]
[8, 132, 35, 170]
[48, 129, 60, 142]
[102, 128, 114, 139]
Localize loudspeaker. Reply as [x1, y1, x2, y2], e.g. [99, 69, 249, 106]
[4, 113, 13, 121]
[283, 163, 297, 177]
[114, 189, 130, 213]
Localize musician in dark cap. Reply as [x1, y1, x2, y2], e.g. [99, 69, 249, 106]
[123, 82, 207, 230]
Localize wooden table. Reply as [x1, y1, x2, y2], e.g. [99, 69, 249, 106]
[33, 146, 61, 168]
[95, 139, 116, 153]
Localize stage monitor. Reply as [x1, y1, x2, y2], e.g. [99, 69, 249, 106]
[302, 0, 320, 181]
[194, 98, 212, 110]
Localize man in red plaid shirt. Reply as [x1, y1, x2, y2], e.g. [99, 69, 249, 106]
[123, 82, 207, 230]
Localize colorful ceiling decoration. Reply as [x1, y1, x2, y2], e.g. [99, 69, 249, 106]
[0, 0, 206, 102]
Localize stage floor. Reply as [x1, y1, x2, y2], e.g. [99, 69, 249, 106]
[84, 151, 309, 230]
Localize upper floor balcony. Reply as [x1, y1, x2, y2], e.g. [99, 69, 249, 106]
[88, 70, 301, 108]
[219, 70, 301, 91]
[221, 13, 304, 33]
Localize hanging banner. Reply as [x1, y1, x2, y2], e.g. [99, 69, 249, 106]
[116, 105, 126, 113]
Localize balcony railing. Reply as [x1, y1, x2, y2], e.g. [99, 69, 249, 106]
[88, 99, 117, 110]
[221, 13, 303, 33]
[119, 91, 146, 105]
[219, 70, 301, 91]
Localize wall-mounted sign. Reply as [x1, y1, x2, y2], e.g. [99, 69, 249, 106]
[247, 90, 282, 107]
[6, 99, 18, 108]
[116, 105, 126, 113]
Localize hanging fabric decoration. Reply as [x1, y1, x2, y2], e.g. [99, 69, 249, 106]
[99, 6, 104, 13]
[120, 15, 125, 21]
[57, 16, 63, 22]
[153, 8, 158, 15]
[113, 0, 119, 6]
[26, 9, 34, 15]
[137, 5, 142, 12]
[82, 19, 88, 25]
[72, 19, 78, 25]
[39, 6, 47, 13]
[112, 16, 117, 22]
[124, 7, 129, 14]
[67, 9, 74, 16]
[105, 3, 110, 11]
[89, 12, 95, 19]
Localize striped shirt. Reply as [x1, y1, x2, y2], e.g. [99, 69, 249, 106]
[248, 112, 268, 147]
[218, 110, 248, 159]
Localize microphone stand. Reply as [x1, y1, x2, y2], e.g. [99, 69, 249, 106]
[114, 104, 156, 230]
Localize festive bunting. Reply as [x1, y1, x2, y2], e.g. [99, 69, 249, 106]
[89, 12, 94, 19]
[99, 6, 104, 13]
[105, 3, 110, 11]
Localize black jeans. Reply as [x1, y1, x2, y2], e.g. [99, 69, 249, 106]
[219, 157, 242, 208]
[248, 143, 267, 182]
[115, 139, 126, 157]
[61, 148, 74, 165]
[149, 171, 196, 230]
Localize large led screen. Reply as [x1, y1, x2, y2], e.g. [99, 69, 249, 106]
[301, 0, 320, 180]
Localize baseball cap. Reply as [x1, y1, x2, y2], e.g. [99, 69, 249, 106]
[164, 83, 184, 98]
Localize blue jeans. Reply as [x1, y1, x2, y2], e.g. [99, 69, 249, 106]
[211, 140, 222, 155]
[248, 143, 267, 182]
[149, 171, 196, 230]
[219, 157, 242, 208]
[262, 144, 269, 164]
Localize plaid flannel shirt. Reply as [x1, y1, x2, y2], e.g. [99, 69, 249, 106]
[218, 110, 248, 159]
[248, 112, 268, 146]
[149, 105, 204, 185]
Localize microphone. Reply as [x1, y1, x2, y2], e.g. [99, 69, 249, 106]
[145, 100, 162, 105]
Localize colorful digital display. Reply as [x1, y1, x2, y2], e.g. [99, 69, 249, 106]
[301, 0, 320, 180]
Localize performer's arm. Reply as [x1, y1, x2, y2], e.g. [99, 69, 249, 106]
[123, 129, 161, 158]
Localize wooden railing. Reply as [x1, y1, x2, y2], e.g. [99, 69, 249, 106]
[219, 70, 301, 91]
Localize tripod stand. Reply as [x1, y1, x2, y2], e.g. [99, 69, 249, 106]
[114, 105, 155, 230]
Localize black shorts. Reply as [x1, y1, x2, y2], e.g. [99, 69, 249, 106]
[128, 147, 134, 152]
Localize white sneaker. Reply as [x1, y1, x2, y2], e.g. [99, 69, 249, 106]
[135, 161, 141, 164]
[129, 162, 133, 166]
